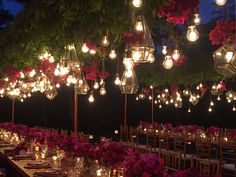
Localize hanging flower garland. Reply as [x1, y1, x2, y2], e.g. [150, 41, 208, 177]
[157, 0, 199, 25]
[209, 20, 236, 46]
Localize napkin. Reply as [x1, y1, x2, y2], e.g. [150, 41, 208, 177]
[12, 154, 35, 160]
[25, 162, 51, 169]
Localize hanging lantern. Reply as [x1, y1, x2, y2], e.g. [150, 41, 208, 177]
[75, 77, 90, 95]
[131, 15, 155, 63]
[114, 73, 121, 85]
[172, 49, 181, 61]
[88, 91, 95, 103]
[213, 42, 236, 77]
[216, 0, 227, 6]
[132, 0, 142, 8]
[186, 26, 199, 42]
[163, 55, 174, 69]
[189, 93, 199, 105]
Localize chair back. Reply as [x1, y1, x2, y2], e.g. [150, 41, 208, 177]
[191, 157, 220, 176]
[196, 140, 211, 159]
[159, 134, 169, 150]
[159, 150, 181, 171]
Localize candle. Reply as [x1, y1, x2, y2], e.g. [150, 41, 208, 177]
[35, 145, 39, 152]
[41, 153, 46, 159]
[96, 169, 102, 176]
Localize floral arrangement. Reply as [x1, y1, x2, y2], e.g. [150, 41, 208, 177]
[209, 20, 236, 46]
[169, 168, 221, 177]
[157, 0, 198, 25]
[124, 153, 165, 177]
[207, 126, 220, 136]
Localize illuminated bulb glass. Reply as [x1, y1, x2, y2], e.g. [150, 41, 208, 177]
[216, 0, 227, 6]
[132, 0, 142, 7]
[193, 14, 201, 25]
[233, 105, 236, 111]
[20, 72, 25, 79]
[125, 69, 133, 78]
[27, 93, 31, 97]
[100, 87, 106, 95]
[29, 69, 36, 77]
[101, 36, 109, 47]
[172, 49, 180, 61]
[188, 107, 191, 113]
[114, 75, 121, 85]
[225, 51, 233, 62]
[132, 50, 142, 61]
[20, 99, 24, 102]
[163, 55, 174, 69]
[217, 95, 221, 101]
[210, 101, 214, 106]
[154, 100, 157, 104]
[89, 49, 96, 55]
[49, 56, 55, 63]
[147, 53, 155, 63]
[99, 79, 104, 85]
[56, 83, 60, 88]
[88, 92, 95, 103]
[109, 49, 117, 60]
[165, 100, 169, 105]
[162, 45, 167, 55]
[159, 105, 162, 109]
[135, 21, 143, 32]
[54, 68, 60, 76]
[186, 26, 199, 42]
[148, 95, 152, 100]
[227, 99, 231, 103]
[170, 99, 174, 103]
[93, 81, 99, 89]
[81, 43, 89, 53]
[208, 107, 212, 112]
[136, 96, 139, 101]
[4, 77, 9, 82]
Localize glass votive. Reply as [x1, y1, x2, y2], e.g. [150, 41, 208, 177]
[35, 152, 40, 160]
[96, 168, 102, 176]
[114, 130, 118, 134]
[41, 152, 46, 159]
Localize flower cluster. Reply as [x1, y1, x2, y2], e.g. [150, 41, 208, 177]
[124, 153, 165, 177]
[209, 20, 236, 46]
[207, 126, 220, 136]
[169, 168, 221, 177]
[158, 0, 198, 25]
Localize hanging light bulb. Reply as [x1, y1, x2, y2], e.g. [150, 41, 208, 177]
[88, 91, 95, 103]
[188, 107, 191, 113]
[93, 81, 99, 89]
[159, 104, 162, 109]
[135, 21, 143, 32]
[163, 55, 174, 69]
[210, 101, 214, 106]
[193, 14, 201, 25]
[100, 83, 106, 95]
[233, 105, 236, 112]
[81, 43, 89, 53]
[114, 73, 121, 85]
[208, 107, 212, 112]
[132, 0, 142, 8]
[186, 26, 199, 42]
[216, 0, 227, 6]
[217, 95, 221, 101]
[172, 49, 181, 61]
[162, 45, 167, 55]
[29, 69, 36, 78]
[225, 51, 234, 62]
[148, 95, 152, 100]
[89, 49, 96, 55]
[56, 83, 60, 88]
[136, 96, 139, 101]
[109, 49, 117, 60]
[147, 53, 155, 63]
[101, 35, 109, 47]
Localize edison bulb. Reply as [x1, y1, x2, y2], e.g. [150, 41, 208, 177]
[81, 43, 89, 53]
[109, 49, 117, 60]
[193, 14, 201, 25]
[100, 87, 106, 95]
[93, 81, 99, 89]
[208, 107, 212, 112]
[216, 0, 227, 6]
[56, 83, 60, 88]
[125, 69, 133, 78]
[172, 49, 180, 61]
[162, 45, 167, 55]
[186, 26, 199, 42]
[54, 68, 60, 76]
[114, 74, 121, 85]
[210, 101, 214, 106]
[88, 92, 94, 103]
[159, 105, 162, 109]
[225, 51, 233, 62]
[132, 0, 142, 7]
[89, 49, 96, 55]
[135, 21, 143, 32]
[147, 53, 155, 63]
[188, 107, 191, 113]
[217, 95, 221, 101]
[101, 36, 109, 46]
[163, 55, 174, 69]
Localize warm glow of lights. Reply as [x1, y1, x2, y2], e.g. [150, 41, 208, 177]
[233, 105, 236, 112]
[101, 36, 109, 47]
[208, 107, 212, 112]
[132, 0, 142, 7]
[109, 49, 117, 60]
[216, 0, 227, 6]
[225, 51, 234, 62]
[114, 74, 121, 85]
[162, 45, 167, 55]
[81, 43, 89, 53]
[29, 69, 36, 78]
[210, 101, 214, 106]
[186, 26, 199, 42]
[188, 107, 191, 113]
[172, 49, 180, 61]
[163, 55, 174, 69]
[193, 14, 201, 25]
[148, 95, 152, 100]
[135, 21, 143, 32]
[217, 95, 221, 101]
[88, 92, 95, 103]
[100, 85, 106, 95]
[147, 53, 155, 63]
[93, 81, 99, 89]
[132, 50, 142, 61]
[56, 83, 60, 88]
[159, 104, 162, 109]
[89, 49, 96, 55]
[136, 96, 139, 101]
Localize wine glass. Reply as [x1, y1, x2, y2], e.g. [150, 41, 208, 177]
[56, 150, 65, 166]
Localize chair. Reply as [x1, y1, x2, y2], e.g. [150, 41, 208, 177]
[220, 142, 236, 176]
[159, 150, 181, 172]
[191, 157, 220, 176]
[159, 133, 169, 150]
[196, 140, 212, 159]
[129, 126, 139, 145]
[146, 130, 157, 152]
